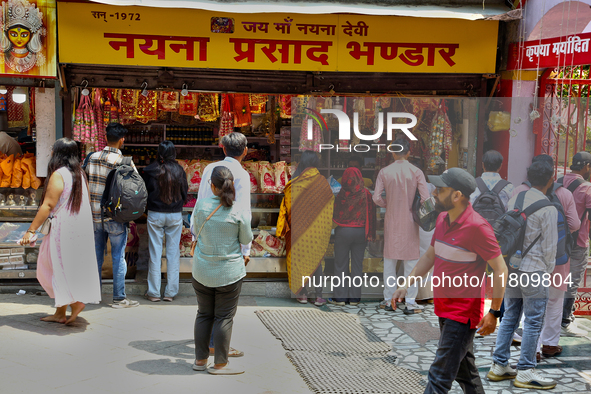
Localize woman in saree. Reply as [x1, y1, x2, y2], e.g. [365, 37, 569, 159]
[277, 151, 334, 306]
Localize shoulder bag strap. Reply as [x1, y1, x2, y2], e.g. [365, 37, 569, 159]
[491, 179, 510, 195]
[475, 177, 489, 194]
[567, 178, 583, 194]
[190, 203, 223, 257]
[521, 199, 553, 258]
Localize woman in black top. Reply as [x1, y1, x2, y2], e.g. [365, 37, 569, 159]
[143, 141, 188, 302]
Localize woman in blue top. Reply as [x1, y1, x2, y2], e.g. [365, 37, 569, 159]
[192, 166, 253, 375]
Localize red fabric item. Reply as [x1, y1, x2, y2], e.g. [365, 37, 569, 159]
[333, 167, 376, 240]
[430, 204, 501, 329]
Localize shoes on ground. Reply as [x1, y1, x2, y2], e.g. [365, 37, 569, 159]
[112, 299, 140, 309]
[512, 331, 522, 346]
[207, 361, 244, 375]
[513, 368, 557, 390]
[314, 297, 327, 307]
[536, 352, 541, 363]
[561, 323, 588, 336]
[296, 295, 308, 304]
[403, 303, 424, 315]
[348, 299, 360, 306]
[379, 300, 394, 311]
[327, 298, 346, 306]
[162, 296, 173, 302]
[144, 293, 161, 302]
[209, 347, 244, 357]
[541, 345, 563, 357]
[486, 362, 517, 381]
[192, 360, 208, 371]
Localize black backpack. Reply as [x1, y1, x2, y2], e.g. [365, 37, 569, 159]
[472, 178, 510, 227]
[493, 191, 554, 262]
[523, 181, 573, 265]
[100, 157, 147, 224]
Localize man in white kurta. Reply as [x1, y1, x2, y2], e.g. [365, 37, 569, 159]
[373, 140, 430, 313]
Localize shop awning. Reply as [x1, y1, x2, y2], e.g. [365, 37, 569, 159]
[88, 0, 521, 21]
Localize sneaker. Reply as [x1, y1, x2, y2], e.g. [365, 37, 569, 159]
[514, 368, 557, 389]
[296, 295, 308, 304]
[379, 300, 394, 311]
[348, 300, 360, 306]
[112, 299, 140, 309]
[561, 323, 588, 336]
[327, 298, 346, 306]
[512, 332, 522, 346]
[541, 345, 563, 357]
[314, 297, 327, 307]
[403, 302, 424, 315]
[486, 362, 517, 381]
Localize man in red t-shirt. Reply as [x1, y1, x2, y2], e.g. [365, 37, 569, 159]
[392, 167, 508, 394]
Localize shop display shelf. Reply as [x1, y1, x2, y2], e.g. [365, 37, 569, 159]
[163, 256, 286, 273]
[0, 269, 36, 279]
[252, 208, 280, 213]
[125, 144, 222, 148]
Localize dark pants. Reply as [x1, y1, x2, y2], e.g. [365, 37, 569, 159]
[192, 278, 242, 365]
[424, 318, 484, 394]
[333, 226, 366, 302]
[562, 244, 589, 326]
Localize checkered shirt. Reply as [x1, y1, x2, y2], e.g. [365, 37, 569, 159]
[86, 146, 137, 223]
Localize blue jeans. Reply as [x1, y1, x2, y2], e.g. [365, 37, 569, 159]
[147, 211, 183, 298]
[493, 270, 549, 370]
[94, 221, 128, 301]
[424, 318, 484, 394]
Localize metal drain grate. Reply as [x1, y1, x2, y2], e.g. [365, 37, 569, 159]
[256, 309, 391, 354]
[287, 351, 425, 394]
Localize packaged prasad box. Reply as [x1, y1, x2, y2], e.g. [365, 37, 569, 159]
[9, 255, 24, 264]
[11, 247, 25, 255]
[0, 249, 10, 256]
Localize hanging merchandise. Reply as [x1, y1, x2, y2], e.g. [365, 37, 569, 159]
[179, 92, 199, 116]
[7, 86, 26, 129]
[120, 89, 138, 125]
[279, 95, 293, 118]
[20, 153, 41, 189]
[249, 94, 267, 114]
[158, 91, 180, 112]
[73, 89, 82, 141]
[231, 94, 252, 127]
[0, 154, 14, 187]
[93, 89, 107, 152]
[101, 89, 120, 125]
[218, 94, 234, 146]
[299, 96, 323, 152]
[28, 88, 35, 135]
[136, 90, 158, 124]
[197, 93, 219, 121]
[0, 92, 6, 111]
[428, 101, 452, 170]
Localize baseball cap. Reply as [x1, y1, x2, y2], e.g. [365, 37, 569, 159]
[428, 168, 477, 197]
[572, 151, 591, 167]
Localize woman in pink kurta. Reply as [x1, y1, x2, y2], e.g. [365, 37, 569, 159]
[373, 140, 430, 310]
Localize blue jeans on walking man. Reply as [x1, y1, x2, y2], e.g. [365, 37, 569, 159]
[493, 270, 549, 370]
[94, 221, 128, 301]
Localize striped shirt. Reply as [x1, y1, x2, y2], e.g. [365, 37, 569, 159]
[507, 188, 558, 273]
[86, 146, 137, 223]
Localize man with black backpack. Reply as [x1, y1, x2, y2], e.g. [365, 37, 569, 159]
[512, 155, 580, 359]
[87, 123, 141, 309]
[470, 150, 514, 226]
[488, 161, 558, 390]
[559, 151, 591, 333]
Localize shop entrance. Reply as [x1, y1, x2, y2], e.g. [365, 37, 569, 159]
[534, 66, 591, 176]
[534, 65, 591, 316]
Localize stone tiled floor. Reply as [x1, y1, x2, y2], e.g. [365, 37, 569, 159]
[326, 301, 591, 393]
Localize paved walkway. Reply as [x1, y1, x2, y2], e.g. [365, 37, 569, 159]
[2, 291, 591, 393]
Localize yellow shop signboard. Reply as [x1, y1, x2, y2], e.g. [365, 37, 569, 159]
[57, 2, 498, 74]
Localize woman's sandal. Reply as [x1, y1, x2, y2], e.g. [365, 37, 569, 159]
[207, 361, 244, 375]
[209, 347, 244, 357]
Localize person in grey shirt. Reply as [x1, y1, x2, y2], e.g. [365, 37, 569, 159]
[488, 160, 558, 390]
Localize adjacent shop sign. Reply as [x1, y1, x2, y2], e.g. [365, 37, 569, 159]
[0, 0, 57, 78]
[57, 2, 498, 74]
[507, 32, 591, 70]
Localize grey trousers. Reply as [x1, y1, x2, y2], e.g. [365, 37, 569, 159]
[562, 244, 589, 326]
[192, 278, 242, 365]
[333, 226, 366, 302]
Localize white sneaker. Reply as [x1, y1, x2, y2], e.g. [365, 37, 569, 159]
[561, 323, 588, 336]
[514, 368, 557, 390]
[486, 362, 517, 381]
[512, 331, 522, 345]
[403, 302, 424, 315]
[112, 299, 140, 309]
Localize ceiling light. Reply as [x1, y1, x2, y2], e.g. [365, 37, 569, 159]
[0, 86, 7, 94]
